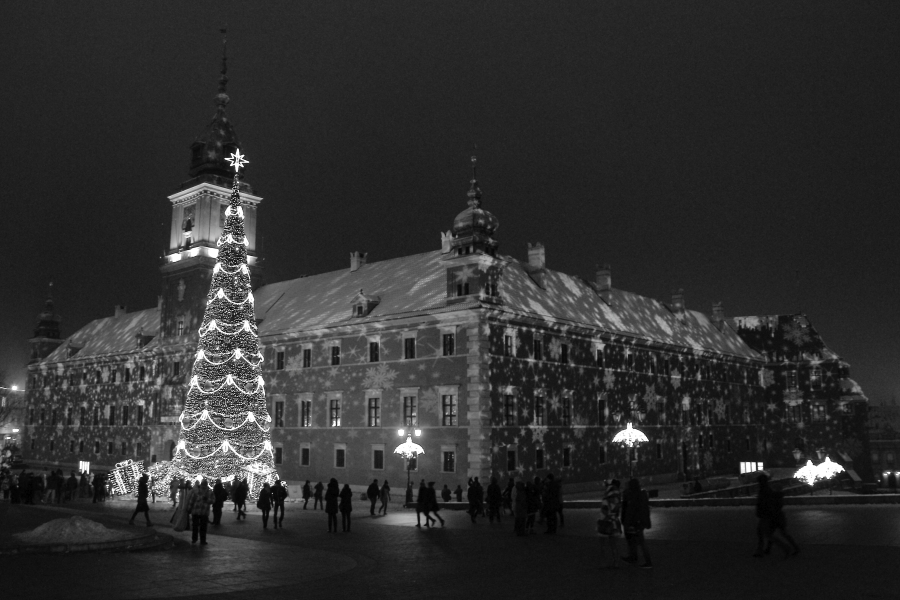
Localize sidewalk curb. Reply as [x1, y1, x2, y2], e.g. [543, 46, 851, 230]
[0, 530, 175, 555]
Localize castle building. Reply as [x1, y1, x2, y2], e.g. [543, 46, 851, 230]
[21, 57, 872, 488]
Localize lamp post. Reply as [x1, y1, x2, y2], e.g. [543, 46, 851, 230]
[612, 422, 649, 478]
[394, 429, 423, 502]
[792, 447, 802, 465]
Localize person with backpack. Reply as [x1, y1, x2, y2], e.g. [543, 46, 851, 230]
[621, 478, 653, 569]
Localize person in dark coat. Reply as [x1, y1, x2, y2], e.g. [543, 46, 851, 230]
[378, 480, 391, 515]
[754, 474, 800, 557]
[339, 483, 353, 532]
[525, 481, 540, 534]
[466, 478, 478, 523]
[211, 479, 228, 525]
[513, 480, 528, 536]
[257, 482, 273, 529]
[54, 469, 64, 504]
[65, 471, 78, 502]
[454, 484, 463, 502]
[427, 482, 445, 527]
[441, 484, 452, 502]
[405, 481, 414, 506]
[92, 473, 104, 503]
[128, 474, 152, 526]
[486, 476, 502, 523]
[324, 479, 339, 532]
[302, 480, 312, 509]
[502, 478, 515, 515]
[366, 479, 380, 516]
[416, 480, 432, 527]
[621, 478, 653, 568]
[314, 481, 325, 510]
[542, 474, 560, 534]
[79, 471, 89, 499]
[233, 478, 248, 520]
[272, 480, 288, 528]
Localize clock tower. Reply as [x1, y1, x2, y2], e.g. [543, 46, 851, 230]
[159, 45, 263, 342]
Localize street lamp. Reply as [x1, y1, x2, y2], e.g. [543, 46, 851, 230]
[394, 430, 424, 502]
[612, 422, 649, 477]
[792, 447, 802, 465]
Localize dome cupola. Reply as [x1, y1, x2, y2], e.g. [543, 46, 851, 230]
[444, 155, 499, 258]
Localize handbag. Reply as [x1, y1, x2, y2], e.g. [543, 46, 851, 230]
[597, 518, 615, 536]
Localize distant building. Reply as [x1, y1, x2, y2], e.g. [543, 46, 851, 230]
[21, 56, 872, 487]
[866, 404, 900, 487]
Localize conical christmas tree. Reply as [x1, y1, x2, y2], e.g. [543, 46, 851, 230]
[170, 150, 277, 497]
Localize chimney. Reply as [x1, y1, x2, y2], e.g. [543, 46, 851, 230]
[595, 264, 612, 304]
[527, 243, 546, 270]
[711, 301, 725, 329]
[350, 251, 368, 272]
[671, 289, 685, 319]
[440, 231, 453, 254]
[114, 305, 127, 317]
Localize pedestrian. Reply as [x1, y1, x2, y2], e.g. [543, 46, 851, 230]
[486, 476, 502, 523]
[54, 469, 64, 504]
[427, 482, 445, 527]
[378, 480, 391, 515]
[502, 478, 515, 515]
[234, 478, 248, 520]
[257, 482, 273, 529]
[367, 479, 380, 516]
[314, 481, 325, 510]
[211, 479, 228, 525]
[65, 471, 78, 502]
[405, 481, 414, 506]
[525, 481, 539, 533]
[92, 473, 104, 503]
[598, 479, 623, 568]
[754, 474, 800, 558]
[128, 473, 153, 527]
[169, 477, 179, 508]
[441, 484, 451, 502]
[556, 474, 565, 527]
[339, 483, 353, 532]
[454, 484, 463, 502]
[188, 479, 214, 545]
[79, 471, 89, 498]
[513, 480, 528, 536]
[543, 473, 560, 534]
[466, 478, 478, 523]
[474, 477, 485, 516]
[272, 479, 288, 528]
[416, 480, 431, 527]
[325, 478, 339, 532]
[172, 479, 193, 532]
[621, 478, 653, 569]
[302, 480, 312, 510]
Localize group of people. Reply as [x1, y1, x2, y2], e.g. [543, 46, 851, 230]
[0, 468, 111, 504]
[596, 478, 654, 569]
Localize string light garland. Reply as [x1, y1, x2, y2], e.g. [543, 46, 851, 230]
[165, 151, 278, 498]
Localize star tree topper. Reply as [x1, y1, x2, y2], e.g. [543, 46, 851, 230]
[227, 149, 249, 172]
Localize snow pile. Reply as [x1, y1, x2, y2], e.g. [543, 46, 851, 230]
[13, 516, 133, 544]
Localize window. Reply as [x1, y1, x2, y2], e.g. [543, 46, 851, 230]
[368, 397, 381, 427]
[40, 409, 45, 425]
[534, 396, 545, 426]
[404, 337, 416, 360]
[745, 436, 751, 451]
[810, 367, 822, 389]
[125, 368, 131, 382]
[356, 305, 364, 317]
[504, 334, 514, 357]
[79, 407, 86, 426]
[109, 406, 116, 426]
[871, 451, 880, 464]
[29, 408, 34, 425]
[330, 399, 341, 427]
[709, 434, 715, 449]
[786, 404, 802, 423]
[598, 397, 607, 426]
[786, 369, 798, 390]
[276, 351, 285, 370]
[442, 450, 456, 473]
[656, 442, 662, 459]
[561, 395, 572, 426]
[173, 360, 181, 377]
[139, 365, 146, 380]
[177, 319, 184, 336]
[137, 405, 144, 426]
[66, 408, 73, 426]
[563, 447, 572, 468]
[649, 353, 657, 375]
[599, 444, 606, 464]
[595, 345, 605, 368]
[335, 445, 346, 468]
[625, 350, 634, 370]
[69, 440, 75, 453]
[300, 398, 312, 427]
[403, 395, 418, 427]
[51, 409, 57, 426]
[93, 407, 99, 426]
[274, 400, 284, 428]
[504, 394, 516, 426]
[536, 448, 545, 469]
[111, 369, 118, 384]
[122, 406, 129, 426]
[507, 448, 517, 471]
[373, 445, 385, 470]
[303, 348, 312, 368]
[120, 442, 127, 455]
[301, 446, 310, 466]
[811, 403, 826, 422]
[368, 340, 380, 363]
[274, 446, 283, 465]
[442, 333, 455, 356]
[887, 452, 895, 466]
[533, 337, 543, 360]
[31, 439, 35, 451]
[107, 441, 114, 455]
[442, 394, 458, 426]
[79, 440, 85, 453]
[50, 439, 55, 452]
[560, 344, 569, 364]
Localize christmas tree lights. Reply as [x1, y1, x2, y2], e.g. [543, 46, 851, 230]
[169, 150, 278, 497]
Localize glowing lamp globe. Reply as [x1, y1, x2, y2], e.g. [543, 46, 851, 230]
[795, 460, 821, 486]
[394, 435, 425, 460]
[612, 422, 649, 448]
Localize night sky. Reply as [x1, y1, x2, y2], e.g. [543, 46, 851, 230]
[2, 2, 898, 403]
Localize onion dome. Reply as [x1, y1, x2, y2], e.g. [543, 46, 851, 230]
[451, 156, 499, 237]
[33, 282, 61, 340]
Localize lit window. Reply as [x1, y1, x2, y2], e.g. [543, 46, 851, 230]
[442, 333, 455, 356]
[786, 404, 802, 423]
[442, 394, 457, 426]
[331, 346, 341, 366]
[300, 399, 311, 427]
[443, 450, 456, 473]
[403, 396, 418, 427]
[330, 399, 341, 427]
[504, 394, 516, 426]
[534, 396, 545, 426]
[368, 397, 381, 427]
[811, 403, 826, 422]
[274, 400, 284, 428]
[177, 320, 184, 336]
[404, 337, 416, 360]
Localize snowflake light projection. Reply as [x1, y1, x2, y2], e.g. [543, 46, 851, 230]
[167, 152, 277, 498]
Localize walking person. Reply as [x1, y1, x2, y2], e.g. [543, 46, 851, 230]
[325, 479, 339, 532]
[598, 479, 623, 568]
[502, 478, 515, 515]
[234, 478, 248, 520]
[188, 479, 214, 545]
[314, 481, 325, 510]
[272, 480, 288, 528]
[257, 482, 273, 529]
[367, 479, 380, 516]
[486, 476, 502, 523]
[427, 482, 445, 527]
[621, 478, 653, 569]
[211, 479, 227, 525]
[416, 480, 431, 527]
[378, 480, 391, 515]
[128, 473, 153, 527]
[169, 477, 179, 508]
[339, 483, 353, 532]
[754, 474, 800, 558]
[302, 480, 312, 510]
[466, 478, 478, 523]
[513, 480, 528, 536]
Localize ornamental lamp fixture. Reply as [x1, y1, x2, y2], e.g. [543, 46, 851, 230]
[792, 447, 803, 464]
[394, 434, 425, 493]
[612, 422, 649, 477]
[816, 447, 826, 461]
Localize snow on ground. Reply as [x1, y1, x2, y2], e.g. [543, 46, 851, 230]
[13, 515, 133, 544]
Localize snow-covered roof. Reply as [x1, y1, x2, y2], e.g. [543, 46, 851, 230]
[41, 308, 159, 364]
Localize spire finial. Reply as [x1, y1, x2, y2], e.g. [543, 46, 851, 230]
[467, 146, 482, 208]
[215, 27, 230, 111]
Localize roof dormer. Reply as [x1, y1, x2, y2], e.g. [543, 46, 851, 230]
[351, 289, 381, 318]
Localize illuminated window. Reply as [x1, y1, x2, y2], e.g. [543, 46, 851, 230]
[504, 334, 514, 357]
[331, 346, 341, 366]
[373, 446, 384, 470]
[442, 449, 456, 473]
[533, 336, 543, 361]
[811, 402, 826, 422]
[535, 447, 545, 469]
[276, 351, 285, 370]
[274, 400, 284, 428]
[810, 367, 822, 389]
[404, 337, 416, 360]
[368, 397, 381, 427]
[786, 369, 798, 390]
[563, 446, 572, 468]
[442, 333, 455, 356]
[334, 445, 346, 468]
[561, 395, 572, 426]
[442, 394, 457, 426]
[177, 319, 184, 336]
[534, 396, 545, 426]
[786, 404, 802, 423]
[330, 399, 341, 427]
[504, 394, 516, 426]
[300, 397, 312, 427]
[403, 395, 418, 427]
[301, 445, 310, 466]
[368, 341, 380, 363]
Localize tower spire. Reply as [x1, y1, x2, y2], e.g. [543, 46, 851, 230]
[467, 149, 482, 208]
[215, 27, 229, 111]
